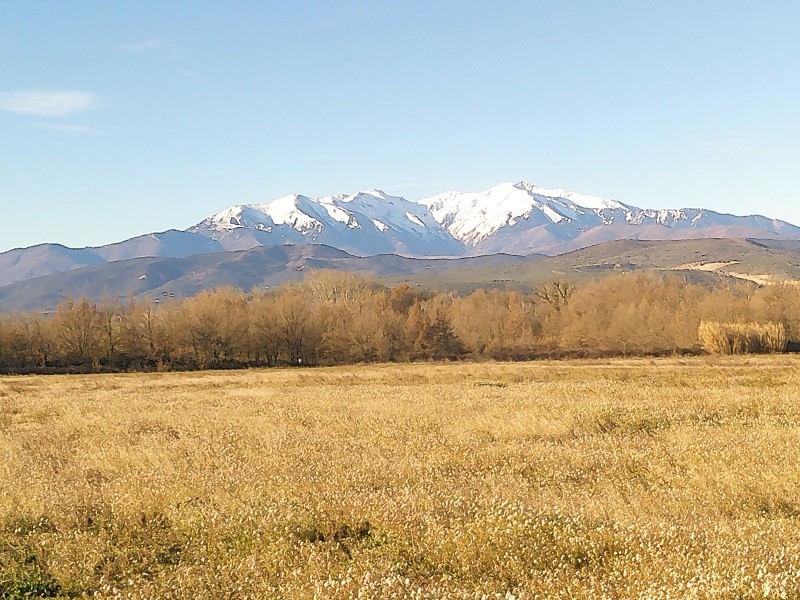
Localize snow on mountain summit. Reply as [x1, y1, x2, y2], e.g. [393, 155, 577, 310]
[5, 180, 800, 292]
[417, 181, 634, 245]
[514, 181, 630, 211]
[190, 189, 462, 256]
[188, 181, 800, 257]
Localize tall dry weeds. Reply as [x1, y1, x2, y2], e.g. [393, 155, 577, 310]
[698, 320, 787, 354]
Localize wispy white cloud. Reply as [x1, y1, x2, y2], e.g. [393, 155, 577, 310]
[36, 123, 97, 134]
[0, 90, 99, 118]
[698, 138, 756, 154]
[120, 38, 162, 53]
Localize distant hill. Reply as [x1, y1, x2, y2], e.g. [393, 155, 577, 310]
[0, 231, 223, 287]
[2, 238, 800, 313]
[3, 180, 800, 288]
[0, 245, 533, 313]
[397, 238, 800, 294]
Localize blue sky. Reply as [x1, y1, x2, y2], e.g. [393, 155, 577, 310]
[1, 1, 799, 252]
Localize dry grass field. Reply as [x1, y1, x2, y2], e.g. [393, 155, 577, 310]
[2, 358, 800, 599]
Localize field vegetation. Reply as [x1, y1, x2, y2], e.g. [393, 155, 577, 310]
[2, 358, 800, 598]
[1, 271, 800, 374]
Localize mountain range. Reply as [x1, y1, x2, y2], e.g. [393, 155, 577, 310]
[2, 180, 799, 308]
[4, 237, 800, 313]
[189, 181, 800, 258]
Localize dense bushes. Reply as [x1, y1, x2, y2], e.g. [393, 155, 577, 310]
[0, 271, 798, 373]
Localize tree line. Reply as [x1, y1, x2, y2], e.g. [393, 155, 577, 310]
[0, 270, 798, 373]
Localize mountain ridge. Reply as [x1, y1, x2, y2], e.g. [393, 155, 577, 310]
[0, 244, 536, 312]
[3, 237, 800, 313]
[2, 180, 799, 288]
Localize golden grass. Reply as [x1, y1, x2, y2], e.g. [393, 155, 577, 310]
[2, 357, 800, 598]
[699, 321, 787, 354]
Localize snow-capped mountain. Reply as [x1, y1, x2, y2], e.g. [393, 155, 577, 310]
[189, 181, 800, 257]
[2, 180, 800, 289]
[420, 182, 632, 240]
[189, 190, 464, 256]
[418, 181, 800, 255]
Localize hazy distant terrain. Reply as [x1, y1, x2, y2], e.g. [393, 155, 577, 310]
[399, 237, 800, 293]
[3, 181, 800, 290]
[2, 237, 800, 312]
[0, 244, 534, 312]
[0, 231, 224, 287]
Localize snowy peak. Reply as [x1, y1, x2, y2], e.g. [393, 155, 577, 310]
[326, 189, 438, 232]
[199, 190, 441, 237]
[514, 181, 631, 211]
[418, 181, 634, 245]
[417, 181, 800, 254]
[4, 180, 799, 292]
[189, 181, 800, 258]
[190, 189, 463, 256]
[204, 197, 319, 232]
